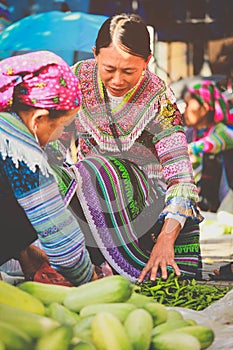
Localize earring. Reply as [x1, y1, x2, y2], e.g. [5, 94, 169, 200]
[33, 125, 39, 142]
[33, 125, 44, 150]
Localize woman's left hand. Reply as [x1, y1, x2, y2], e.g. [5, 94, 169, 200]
[138, 218, 181, 283]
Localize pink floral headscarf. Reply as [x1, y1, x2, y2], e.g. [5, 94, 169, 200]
[0, 50, 82, 111]
[188, 80, 233, 125]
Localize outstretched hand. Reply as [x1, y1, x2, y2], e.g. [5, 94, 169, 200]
[138, 218, 181, 283]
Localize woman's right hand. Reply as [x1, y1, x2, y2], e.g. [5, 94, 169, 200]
[138, 218, 181, 283]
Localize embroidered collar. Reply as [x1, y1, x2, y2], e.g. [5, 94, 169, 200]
[75, 59, 165, 152]
[0, 112, 54, 177]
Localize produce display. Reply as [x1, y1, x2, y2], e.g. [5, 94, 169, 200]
[135, 273, 231, 310]
[0, 276, 217, 350]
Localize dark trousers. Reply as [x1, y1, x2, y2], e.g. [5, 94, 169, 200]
[0, 194, 38, 265]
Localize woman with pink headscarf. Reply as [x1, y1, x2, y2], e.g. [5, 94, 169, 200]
[0, 50, 95, 285]
[183, 80, 233, 213]
[184, 80, 233, 281]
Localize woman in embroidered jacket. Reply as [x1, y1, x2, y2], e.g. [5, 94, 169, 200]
[64, 13, 204, 283]
[0, 50, 95, 285]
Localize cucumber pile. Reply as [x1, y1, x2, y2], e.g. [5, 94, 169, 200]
[0, 276, 215, 350]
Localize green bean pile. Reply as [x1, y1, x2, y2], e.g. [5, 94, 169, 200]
[135, 273, 231, 311]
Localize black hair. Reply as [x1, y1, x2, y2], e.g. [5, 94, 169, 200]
[95, 13, 151, 61]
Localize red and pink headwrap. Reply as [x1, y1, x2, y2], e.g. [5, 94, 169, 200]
[188, 80, 233, 125]
[0, 50, 82, 111]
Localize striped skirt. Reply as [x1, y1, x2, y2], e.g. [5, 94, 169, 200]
[68, 155, 202, 282]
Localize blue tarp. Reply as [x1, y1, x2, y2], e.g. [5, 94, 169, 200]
[0, 10, 108, 64]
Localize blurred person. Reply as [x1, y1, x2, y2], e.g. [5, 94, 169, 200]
[5, 0, 31, 22]
[183, 80, 233, 213]
[209, 261, 233, 281]
[0, 0, 11, 33]
[60, 1, 71, 12]
[183, 81, 233, 282]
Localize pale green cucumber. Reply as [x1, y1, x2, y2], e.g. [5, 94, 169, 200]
[152, 319, 193, 337]
[19, 280, 73, 305]
[0, 302, 59, 338]
[0, 340, 5, 350]
[0, 280, 45, 315]
[47, 302, 80, 326]
[64, 275, 133, 312]
[176, 325, 215, 349]
[0, 320, 32, 350]
[151, 331, 201, 350]
[143, 302, 168, 326]
[124, 308, 153, 350]
[35, 325, 73, 350]
[166, 309, 184, 321]
[91, 312, 133, 350]
[75, 329, 93, 343]
[73, 316, 94, 335]
[185, 318, 198, 326]
[80, 302, 136, 322]
[72, 341, 96, 350]
[127, 292, 154, 307]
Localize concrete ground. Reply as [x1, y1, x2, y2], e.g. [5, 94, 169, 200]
[199, 211, 233, 287]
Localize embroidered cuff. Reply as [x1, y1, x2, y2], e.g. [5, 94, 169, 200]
[165, 213, 186, 229]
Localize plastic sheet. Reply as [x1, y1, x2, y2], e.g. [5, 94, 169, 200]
[168, 288, 233, 349]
